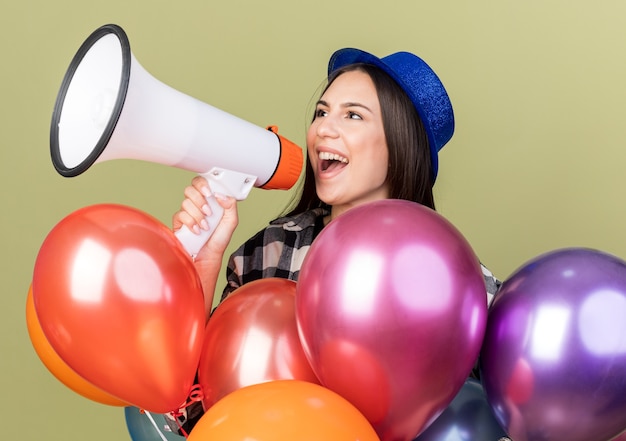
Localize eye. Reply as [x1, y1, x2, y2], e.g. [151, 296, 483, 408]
[314, 107, 328, 119]
[347, 111, 362, 120]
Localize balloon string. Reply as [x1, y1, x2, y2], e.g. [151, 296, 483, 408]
[169, 383, 205, 439]
[143, 410, 169, 441]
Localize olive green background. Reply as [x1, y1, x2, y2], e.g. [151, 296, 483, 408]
[3, 1, 626, 439]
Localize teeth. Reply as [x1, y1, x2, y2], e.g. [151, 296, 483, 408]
[318, 151, 349, 163]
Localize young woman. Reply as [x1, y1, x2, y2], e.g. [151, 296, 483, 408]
[170, 47, 501, 435]
[172, 47, 500, 317]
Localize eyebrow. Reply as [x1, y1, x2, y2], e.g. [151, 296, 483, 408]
[316, 99, 374, 114]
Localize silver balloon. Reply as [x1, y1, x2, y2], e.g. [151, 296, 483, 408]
[414, 379, 508, 441]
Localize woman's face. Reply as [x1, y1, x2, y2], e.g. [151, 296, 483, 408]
[307, 69, 390, 215]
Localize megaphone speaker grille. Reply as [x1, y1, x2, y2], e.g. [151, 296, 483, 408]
[50, 24, 131, 177]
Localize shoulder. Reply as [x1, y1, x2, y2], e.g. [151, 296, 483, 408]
[223, 207, 329, 298]
[268, 207, 328, 232]
[480, 263, 501, 305]
[231, 207, 328, 256]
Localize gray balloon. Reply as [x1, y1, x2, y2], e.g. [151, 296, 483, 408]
[414, 379, 508, 441]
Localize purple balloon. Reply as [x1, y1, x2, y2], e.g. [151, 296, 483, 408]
[481, 248, 626, 441]
[296, 199, 488, 441]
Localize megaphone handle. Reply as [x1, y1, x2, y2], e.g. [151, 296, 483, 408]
[174, 168, 256, 258]
[174, 193, 225, 258]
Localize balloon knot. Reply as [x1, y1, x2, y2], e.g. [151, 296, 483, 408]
[168, 384, 204, 438]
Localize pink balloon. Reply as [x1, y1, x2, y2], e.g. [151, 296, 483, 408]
[296, 200, 488, 441]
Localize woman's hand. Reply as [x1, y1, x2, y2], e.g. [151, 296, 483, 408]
[173, 176, 239, 255]
[172, 176, 239, 318]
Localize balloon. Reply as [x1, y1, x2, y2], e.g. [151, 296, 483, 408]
[198, 278, 319, 410]
[414, 378, 508, 441]
[187, 380, 380, 441]
[125, 406, 184, 441]
[26, 284, 128, 407]
[612, 432, 626, 441]
[32, 204, 205, 413]
[481, 247, 626, 441]
[296, 199, 488, 441]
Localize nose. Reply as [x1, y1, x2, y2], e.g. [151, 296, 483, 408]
[315, 114, 339, 138]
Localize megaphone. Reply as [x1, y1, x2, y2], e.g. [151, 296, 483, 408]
[50, 24, 303, 257]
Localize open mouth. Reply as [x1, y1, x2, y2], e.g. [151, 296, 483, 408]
[319, 151, 349, 172]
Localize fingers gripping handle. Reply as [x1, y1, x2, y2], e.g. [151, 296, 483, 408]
[175, 167, 256, 258]
[174, 193, 225, 258]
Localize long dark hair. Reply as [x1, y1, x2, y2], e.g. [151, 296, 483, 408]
[284, 63, 435, 217]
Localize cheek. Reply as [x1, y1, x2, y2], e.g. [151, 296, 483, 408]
[305, 126, 317, 157]
[365, 138, 389, 176]
[374, 158, 389, 183]
[369, 149, 390, 186]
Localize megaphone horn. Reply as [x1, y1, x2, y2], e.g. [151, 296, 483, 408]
[50, 24, 303, 257]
